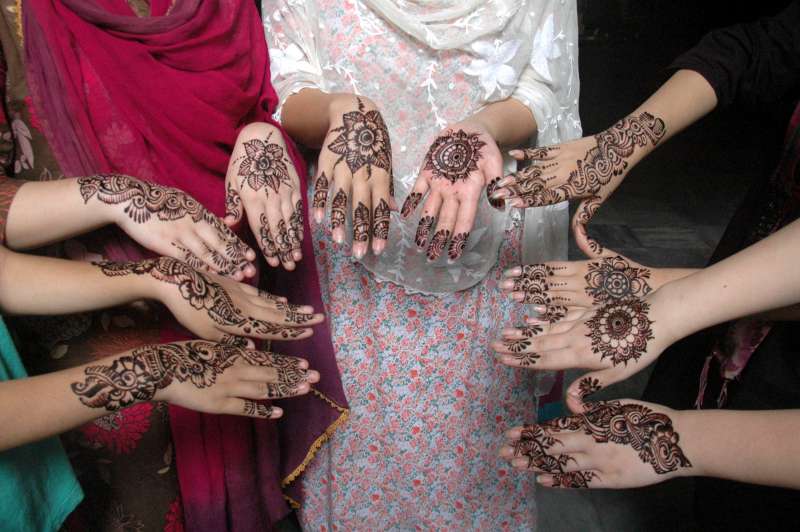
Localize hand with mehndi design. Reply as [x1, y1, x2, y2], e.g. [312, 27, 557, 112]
[500, 255, 697, 310]
[402, 121, 503, 262]
[98, 257, 324, 342]
[77, 174, 256, 280]
[492, 112, 667, 257]
[71, 339, 320, 419]
[491, 292, 677, 412]
[499, 399, 692, 488]
[224, 123, 305, 271]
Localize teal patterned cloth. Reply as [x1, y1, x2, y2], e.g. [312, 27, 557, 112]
[0, 317, 83, 531]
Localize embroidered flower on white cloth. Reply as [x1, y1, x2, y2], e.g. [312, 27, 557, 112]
[531, 14, 564, 83]
[464, 39, 521, 99]
[269, 43, 320, 79]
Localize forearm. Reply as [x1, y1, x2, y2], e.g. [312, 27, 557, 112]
[0, 246, 153, 315]
[5, 178, 114, 249]
[0, 356, 128, 451]
[655, 218, 800, 340]
[468, 98, 538, 148]
[678, 409, 800, 489]
[281, 88, 341, 148]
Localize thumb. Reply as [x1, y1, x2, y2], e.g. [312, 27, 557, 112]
[225, 180, 243, 226]
[572, 196, 616, 259]
[565, 369, 614, 414]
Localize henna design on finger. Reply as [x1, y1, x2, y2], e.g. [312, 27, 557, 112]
[575, 197, 605, 254]
[353, 202, 370, 242]
[586, 299, 654, 366]
[541, 306, 567, 324]
[327, 98, 391, 178]
[514, 264, 553, 300]
[274, 219, 293, 263]
[448, 232, 468, 260]
[331, 190, 347, 230]
[258, 214, 278, 258]
[401, 192, 422, 218]
[372, 199, 390, 240]
[236, 132, 291, 194]
[520, 146, 560, 160]
[313, 172, 330, 209]
[503, 325, 543, 366]
[514, 425, 574, 472]
[424, 129, 486, 184]
[225, 181, 242, 220]
[415, 216, 435, 248]
[96, 258, 306, 339]
[578, 377, 602, 399]
[71, 340, 307, 411]
[243, 401, 274, 418]
[572, 401, 691, 474]
[551, 471, 596, 488]
[261, 354, 308, 398]
[509, 112, 665, 207]
[486, 177, 505, 210]
[289, 199, 304, 251]
[427, 229, 450, 261]
[275, 302, 315, 325]
[585, 256, 652, 304]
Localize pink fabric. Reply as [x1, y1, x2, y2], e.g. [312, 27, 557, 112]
[23, 1, 347, 529]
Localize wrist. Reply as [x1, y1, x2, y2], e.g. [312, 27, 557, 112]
[646, 281, 694, 347]
[670, 409, 706, 478]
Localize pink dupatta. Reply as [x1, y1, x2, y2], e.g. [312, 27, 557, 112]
[23, 0, 348, 528]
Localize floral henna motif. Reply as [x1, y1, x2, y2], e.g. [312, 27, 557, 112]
[521, 146, 560, 159]
[225, 180, 242, 220]
[424, 129, 486, 184]
[353, 202, 370, 242]
[415, 216, 435, 248]
[578, 376, 602, 398]
[510, 112, 665, 207]
[96, 258, 305, 339]
[584, 256, 652, 304]
[331, 190, 347, 230]
[71, 340, 308, 412]
[576, 401, 691, 474]
[486, 177, 504, 209]
[243, 401, 274, 418]
[448, 232, 468, 261]
[514, 264, 555, 305]
[288, 200, 303, 250]
[258, 214, 278, 259]
[427, 229, 450, 261]
[312, 172, 329, 209]
[274, 219, 293, 263]
[586, 299, 654, 366]
[372, 199, 390, 240]
[401, 192, 422, 217]
[551, 471, 596, 488]
[514, 425, 574, 473]
[236, 132, 291, 194]
[541, 305, 568, 323]
[503, 324, 543, 366]
[327, 98, 391, 178]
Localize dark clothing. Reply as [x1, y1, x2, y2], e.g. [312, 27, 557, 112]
[645, 2, 800, 530]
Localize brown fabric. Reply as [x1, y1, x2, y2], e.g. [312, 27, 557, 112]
[0, 2, 181, 529]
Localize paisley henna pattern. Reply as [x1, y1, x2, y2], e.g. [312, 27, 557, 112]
[331, 190, 347, 230]
[71, 340, 307, 412]
[427, 229, 450, 261]
[447, 232, 468, 261]
[584, 256, 652, 304]
[586, 299, 654, 366]
[415, 215, 435, 248]
[327, 98, 391, 178]
[372, 199, 390, 240]
[401, 192, 422, 217]
[96, 258, 306, 339]
[236, 133, 291, 194]
[313, 172, 330, 209]
[353, 202, 370, 242]
[424, 129, 485, 184]
[508, 112, 666, 207]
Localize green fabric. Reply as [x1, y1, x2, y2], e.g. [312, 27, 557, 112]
[0, 317, 83, 531]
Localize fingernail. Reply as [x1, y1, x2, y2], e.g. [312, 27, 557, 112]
[333, 229, 344, 244]
[372, 240, 386, 255]
[270, 407, 283, 419]
[293, 250, 303, 261]
[510, 199, 524, 208]
[499, 279, 514, 290]
[313, 209, 324, 224]
[533, 305, 547, 313]
[353, 245, 366, 260]
[503, 267, 521, 277]
[511, 292, 525, 302]
[509, 150, 523, 157]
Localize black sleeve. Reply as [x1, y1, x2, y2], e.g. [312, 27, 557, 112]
[670, 1, 800, 108]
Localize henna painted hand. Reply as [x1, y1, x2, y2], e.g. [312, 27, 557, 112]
[98, 258, 323, 341]
[224, 123, 305, 271]
[493, 112, 666, 257]
[402, 121, 503, 262]
[499, 399, 692, 488]
[492, 293, 677, 411]
[71, 339, 320, 419]
[313, 95, 395, 259]
[78, 174, 256, 280]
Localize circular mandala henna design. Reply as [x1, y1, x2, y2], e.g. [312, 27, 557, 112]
[585, 256, 652, 304]
[353, 202, 370, 242]
[372, 199, 390, 240]
[415, 216, 435, 248]
[427, 229, 450, 261]
[327, 98, 391, 178]
[586, 299, 654, 366]
[237, 132, 291, 194]
[424, 129, 486, 184]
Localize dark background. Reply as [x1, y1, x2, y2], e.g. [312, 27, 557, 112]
[539, 2, 797, 530]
